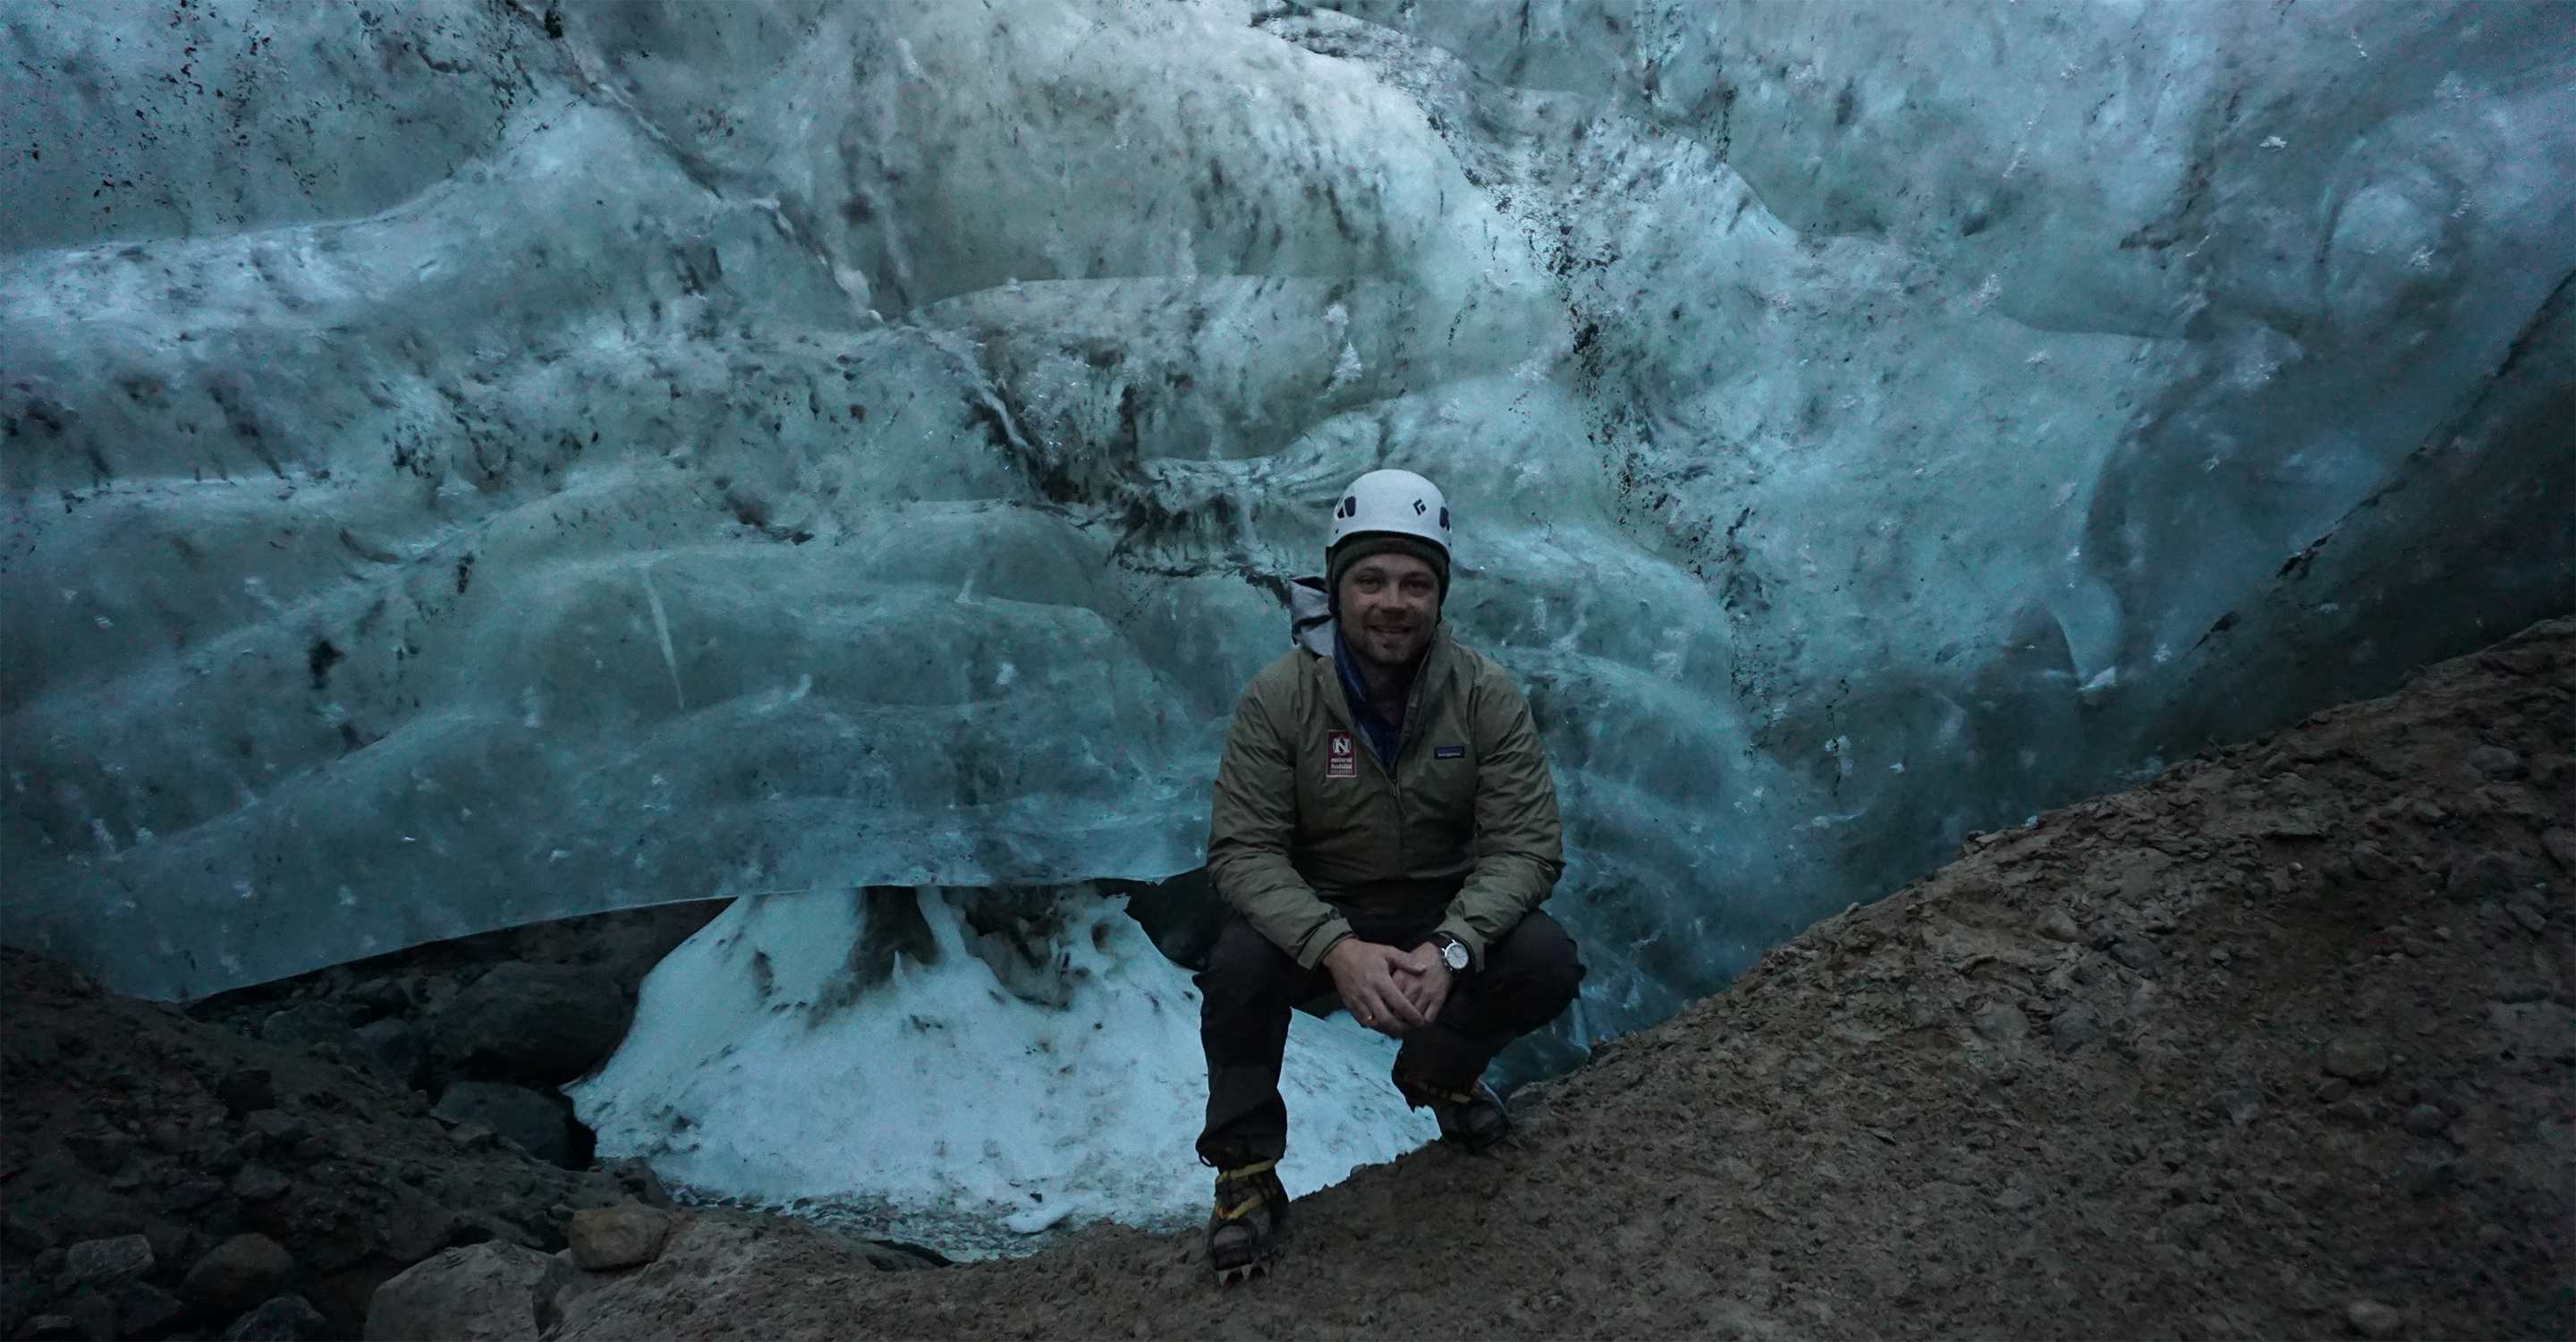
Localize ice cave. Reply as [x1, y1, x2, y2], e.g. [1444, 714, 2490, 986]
[4, 0, 2569, 1253]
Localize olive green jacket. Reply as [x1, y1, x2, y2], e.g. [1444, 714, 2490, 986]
[1205, 624, 1563, 972]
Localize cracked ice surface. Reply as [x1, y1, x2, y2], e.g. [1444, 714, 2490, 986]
[4, 0, 2571, 1097]
[567, 887, 1436, 1255]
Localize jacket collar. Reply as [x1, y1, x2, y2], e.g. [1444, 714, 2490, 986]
[1309, 621, 1455, 735]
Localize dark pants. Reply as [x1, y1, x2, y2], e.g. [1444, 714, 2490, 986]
[1195, 906, 1585, 1168]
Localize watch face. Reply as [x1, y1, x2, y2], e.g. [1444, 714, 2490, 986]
[1442, 939, 1470, 971]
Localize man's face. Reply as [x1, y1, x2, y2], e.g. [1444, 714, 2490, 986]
[1337, 552, 1441, 668]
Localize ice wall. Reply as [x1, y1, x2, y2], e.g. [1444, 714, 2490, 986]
[5, 0, 2571, 1067]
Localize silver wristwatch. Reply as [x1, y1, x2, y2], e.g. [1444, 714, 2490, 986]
[1431, 933, 1470, 972]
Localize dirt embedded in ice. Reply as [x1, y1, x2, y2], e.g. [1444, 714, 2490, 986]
[549, 617, 2573, 1340]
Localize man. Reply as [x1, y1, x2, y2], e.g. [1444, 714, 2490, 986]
[1195, 468, 1586, 1282]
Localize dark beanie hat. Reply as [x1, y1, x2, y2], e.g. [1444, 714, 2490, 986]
[1327, 533, 1451, 606]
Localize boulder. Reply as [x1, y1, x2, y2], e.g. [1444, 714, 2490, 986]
[431, 961, 630, 1086]
[364, 1242, 572, 1342]
[434, 1082, 572, 1168]
[182, 1234, 298, 1317]
[565, 1204, 674, 1270]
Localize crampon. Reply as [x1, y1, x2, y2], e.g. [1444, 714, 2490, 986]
[1394, 1073, 1513, 1152]
[1206, 1159, 1287, 1285]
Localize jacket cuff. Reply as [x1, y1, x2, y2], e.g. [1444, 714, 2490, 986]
[1435, 914, 1487, 973]
[1297, 921, 1358, 971]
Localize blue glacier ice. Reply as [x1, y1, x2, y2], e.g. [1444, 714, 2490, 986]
[4, 0, 2570, 1239]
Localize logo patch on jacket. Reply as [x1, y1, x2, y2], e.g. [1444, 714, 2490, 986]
[1435, 745, 1466, 760]
[1326, 730, 1358, 777]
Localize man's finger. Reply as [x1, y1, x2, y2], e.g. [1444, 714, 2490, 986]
[1372, 981, 1426, 1028]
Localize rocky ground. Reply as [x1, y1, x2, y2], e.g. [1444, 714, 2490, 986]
[1, 941, 675, 1339]
[5, 617, 2571, 1340]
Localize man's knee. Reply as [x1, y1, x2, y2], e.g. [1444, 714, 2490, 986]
[1195, 915, 1308, 1014]
[1490, 910, 1585, 1014]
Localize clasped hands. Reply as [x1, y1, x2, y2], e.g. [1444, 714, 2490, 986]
[1323, 938, 1453, 1039]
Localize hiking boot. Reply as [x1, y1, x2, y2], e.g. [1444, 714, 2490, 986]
[1394, 1072, 1512, 1152]
[1205, 1159, 1286, 1284]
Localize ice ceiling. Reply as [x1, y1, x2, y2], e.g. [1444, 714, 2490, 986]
[5, 1, 2572, 1037]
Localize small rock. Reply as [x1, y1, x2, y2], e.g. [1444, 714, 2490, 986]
[1970, 1002, 2029, 1044]
[2401, 1104, 2450, 1138]
[61, 1233, 155, 1288]
[110, 1280, 183, 1336]
[2322, 1099, 2377, 1127]
[2033, 908, 2080, 943]
[216, 1068, 276, 1117]
[157, 1176, 229, 1215]
[365, 1242, 562, 1342]
[243, 1108, 308, 1142]
[351, 1017, 424, 1090]
[4, 1207, 56, 1254]
[2491, 973, 2551, 1004]
[2445, 851, 2519, 901]
[382, 1185, 464, 1265]
[603, 1158, 674, 1210]
[2402, 1153, 2460, 1197]
[2464, 745, 2525, 781]
[2313, 1078, 2351, 1105]
[2349, 843, 2401, 881]
[259, 1001, 353, 1053]
[62, 1128, 134, 1175]
[2048, 1007, 2097, 1054]
[566, 1203, 674, 1270]
[232, 1165, 292, 1202]
[2540, 828, 2575, 871]
[225, 1295, 334, 1342]
[435, 1082, 572, 1167]
[18, 1315, 77, 1341]
[182, 1234, 298, 1317]
[2207, 1083, 2267, 1126]
[2346, 1299, 2402, 1338]
[2322, 1036, 2390, 1083]
[2506, 900, 2547, 934]
[2108, 938, 2159, 971]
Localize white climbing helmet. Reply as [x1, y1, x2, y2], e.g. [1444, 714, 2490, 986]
[1326, 469, 1451, 556]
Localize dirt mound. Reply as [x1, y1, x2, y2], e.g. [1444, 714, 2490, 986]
[0, 947, 673, 1339]
[548, 617, 2574, 1340]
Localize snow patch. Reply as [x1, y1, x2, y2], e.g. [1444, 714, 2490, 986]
[569, 887, 1436, 1256]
